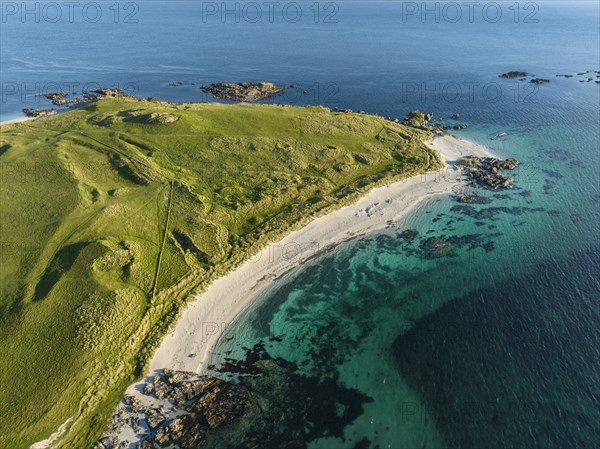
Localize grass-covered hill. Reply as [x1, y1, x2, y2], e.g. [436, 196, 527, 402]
[0, 98, 442, 448]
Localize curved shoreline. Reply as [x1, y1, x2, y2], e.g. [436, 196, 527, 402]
[147, 133, 497, 375]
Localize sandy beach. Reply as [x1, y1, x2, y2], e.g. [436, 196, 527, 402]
[147, 133, 496, 375]
[0, 116, 35, 126]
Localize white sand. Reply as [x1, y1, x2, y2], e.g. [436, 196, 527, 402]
[148, 134, 495, 375]
[29, 418, 73, 449]
[0, 116, 35, 126]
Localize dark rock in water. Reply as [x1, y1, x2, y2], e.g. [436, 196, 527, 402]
[89, 87, 133, 100]
[430, 123, 448, 136]
[451, 113, 460, 119]
[457, 195, 490, 204]
[453, 124, 468, 130]
[170, 81, 198, 87]
[499, 71, 528, 79]
[399, 229, 419, 242]
[22, 107, 58, 118]
[41, 92, 71, 105]
[459, 156, 519, 190]
[530, 78, 550, 85]
[201, 82, 285, 102]
[420, 237, 456, 258]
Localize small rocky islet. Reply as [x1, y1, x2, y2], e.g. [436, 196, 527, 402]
[460, 157, 519, 190]
[499, 69, 600, 84]
[201, 82, 285, 102]
[453, 156, 519, 204]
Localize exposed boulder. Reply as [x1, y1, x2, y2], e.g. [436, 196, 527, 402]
[530, 78, 550, 85]
[146, 113, 178, 124]
[499, 71, 528, 79]
[399, 229, 419, 242]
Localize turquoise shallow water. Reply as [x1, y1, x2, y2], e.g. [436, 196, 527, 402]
[2, 1, 599, 447]
[210, 108, 600, 447]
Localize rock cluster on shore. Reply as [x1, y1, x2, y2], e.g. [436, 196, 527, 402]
[22, 108, 58, 118]
[41, 88, 132, 107]
[459, 157, 519, 190]
[22, 88, 135, 119]
[201, 82, 285, 102]
[95, 369, 250, 449]
[95, 344, 372, 449]
[402, 110, 433, 128]
[396, 110, 469, 136]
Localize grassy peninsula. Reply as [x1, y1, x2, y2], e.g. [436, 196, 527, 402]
[0, 98, 442, 449]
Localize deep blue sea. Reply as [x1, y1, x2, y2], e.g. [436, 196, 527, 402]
[1, 1, 599, 448]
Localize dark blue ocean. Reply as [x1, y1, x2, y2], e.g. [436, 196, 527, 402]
[2, 1, 599, 448]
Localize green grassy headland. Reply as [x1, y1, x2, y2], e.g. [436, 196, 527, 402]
[0, 98, 442, 448]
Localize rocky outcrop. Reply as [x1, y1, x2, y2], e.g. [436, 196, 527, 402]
[399, 229, 419, 242]
[202, 82, 285, 102]
[22, 87, 136, 119]
[459, 157, 519, 190]
[83, 88, 134, 102]
[95, 344, 372, 449]
[530, 78, 550, 85]
[22, 108, 58, 118]
[499, 71, 528, 79]
[169, 81, 198, 87]
[145, 113, 178, 124]
[420, 237, 456, 258]
[457, 194, 490, 204]
[402, 110, 434, 129]
[41, 92, 70, 105]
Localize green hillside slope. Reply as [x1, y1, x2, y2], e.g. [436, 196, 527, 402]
[0, 98, 442, 448]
